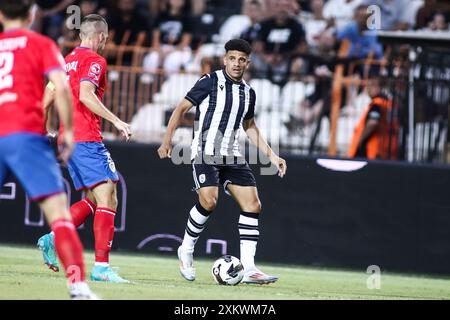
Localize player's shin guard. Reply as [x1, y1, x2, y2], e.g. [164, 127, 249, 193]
[93, 207, 115, 264]
[70, 198, 96, 227]
[239, 211, 260, 271]
[51, 219, 85, 284]
[182, 203, 212, 250]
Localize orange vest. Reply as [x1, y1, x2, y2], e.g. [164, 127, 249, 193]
[348, 96, 399, 160]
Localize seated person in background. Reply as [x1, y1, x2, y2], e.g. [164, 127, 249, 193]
[239, 0, 267, 46]
[218, 0, 266, 45]
[251, 0, 306, 85]
[323, 0, 363, 30]
[143, 0, 193, 75]
[283, 30, 337, 135]
[415, 0, 450, 30]
[423, 12, 449, 31]
[300, 0, 334, 55]
[106, 0, 152, 64]
[348, 77, 398, 160]
[32, 0, 76, 41]
[335, 5, 383, 61]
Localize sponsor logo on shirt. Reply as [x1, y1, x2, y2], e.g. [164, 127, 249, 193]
[0, 92, 18, 105]
[65, 61, 78, 73]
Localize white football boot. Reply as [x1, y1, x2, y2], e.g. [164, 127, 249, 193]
[69, 282, 101, 300]
[177, 246, 196, 281]
[242, 267, 278, 285]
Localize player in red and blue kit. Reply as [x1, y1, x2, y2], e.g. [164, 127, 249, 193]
[0, 0, 97, 299]
[37, 14, 131, 283]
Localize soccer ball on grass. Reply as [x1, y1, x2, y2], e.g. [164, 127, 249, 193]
[211, 255, 244, 285]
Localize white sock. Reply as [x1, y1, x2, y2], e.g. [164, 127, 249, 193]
[238, 212, 260, 271]
[182, 203, 212, 250]
[94, 262, 109, 267]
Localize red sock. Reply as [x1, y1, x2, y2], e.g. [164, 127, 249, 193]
[51, 219, 85, 284]
[70, 198, 96, 227]
[93, 207, 116, 263]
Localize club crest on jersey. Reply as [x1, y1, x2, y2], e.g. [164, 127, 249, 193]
[88, 62, 102, 81]
[199, 174, 206, 184]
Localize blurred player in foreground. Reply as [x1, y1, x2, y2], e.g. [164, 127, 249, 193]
[0, 0, 97, 299]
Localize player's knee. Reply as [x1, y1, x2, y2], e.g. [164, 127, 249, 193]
[96, 195, 117, 210]
[245, 199, 262, 213]
[200, 195, 218, 211]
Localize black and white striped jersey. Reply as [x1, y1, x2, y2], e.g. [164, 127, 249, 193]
[185, 69, 255, 160]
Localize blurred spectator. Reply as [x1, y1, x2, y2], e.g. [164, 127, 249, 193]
[415, 0, 450, 29]
[217, 0, 267, 45]
[252, 0, 306, 85]
[323, 0, 363, 30]
[80, 0, 108, 16]
[422, 12, 449, 31]
[32, 0, 76, 40]
[240, 0, 266, 45]
[361, 0, 414, 31]
[143, 0, 193, 75]
[335, 5, 383, 61]
[348, 77, 398, 160]
[205, 0, 243, 18]
[283, 42, 336, 137]
[300, 0, 332, 54]
[107, 0, 152, 46]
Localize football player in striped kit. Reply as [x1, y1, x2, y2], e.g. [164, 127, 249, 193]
[158, 39, 287, 284]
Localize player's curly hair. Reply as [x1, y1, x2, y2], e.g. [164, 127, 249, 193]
[225, 39, 252, 55]
[0, 0, 33, 19]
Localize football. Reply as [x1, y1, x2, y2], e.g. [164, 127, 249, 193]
[211, 255, 244, 285]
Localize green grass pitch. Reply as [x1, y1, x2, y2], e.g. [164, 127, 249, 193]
[0, 245, 449, 300]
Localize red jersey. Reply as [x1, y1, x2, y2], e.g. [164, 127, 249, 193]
[0, 29, 65, 137]
[63, 47, 107, 142]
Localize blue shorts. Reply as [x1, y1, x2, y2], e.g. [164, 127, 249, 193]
[0, 133, 65, 201]
[67, 142, 119, 191]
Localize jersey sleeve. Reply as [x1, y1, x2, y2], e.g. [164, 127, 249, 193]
[244, 88, 256, 120]
[80, 57, 107, 88]
[185, 74, 213, 106]
[42, 39, 65, 76]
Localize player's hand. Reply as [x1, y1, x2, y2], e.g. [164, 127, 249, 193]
[58, 130, 74, 165]
[114, 119, 132, 141]
[270, 155, 287, 178]
[157, 142, 172, 159]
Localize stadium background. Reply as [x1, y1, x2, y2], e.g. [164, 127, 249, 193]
[1, 0, 450, 299]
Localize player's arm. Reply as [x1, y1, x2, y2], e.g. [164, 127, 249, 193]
[79, 81, 131, 141]
[243, 118, 287, 178]
[47, 71, 74, 164]
[43, 82, 56, 136]
[158, 74, 211, 159]
[158, 98, 194, 159]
